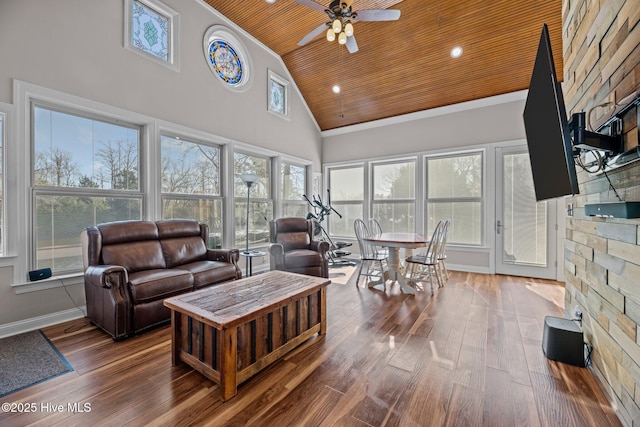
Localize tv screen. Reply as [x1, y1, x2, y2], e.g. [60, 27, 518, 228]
[523, 24, 579, 201]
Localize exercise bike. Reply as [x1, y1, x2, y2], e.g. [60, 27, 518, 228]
[303, 190, 356, 267]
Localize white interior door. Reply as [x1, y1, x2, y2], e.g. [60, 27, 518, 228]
[496, 146, 557, 279]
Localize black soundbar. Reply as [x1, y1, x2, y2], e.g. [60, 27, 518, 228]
[585, 202, 640, 218]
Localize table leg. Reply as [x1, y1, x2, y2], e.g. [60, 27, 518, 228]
[219, 326, 238, 401]
[170, 310, 181, 366]
[386, 247, 415, 295]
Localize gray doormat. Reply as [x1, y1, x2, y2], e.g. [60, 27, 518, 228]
[0, 330, 73, 397]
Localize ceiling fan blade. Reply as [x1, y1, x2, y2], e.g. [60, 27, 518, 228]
[346, 35, 358, 53]
[292, 0, 328, 13]
[297, 23, 329, 46]
[355, 9, 401, 21]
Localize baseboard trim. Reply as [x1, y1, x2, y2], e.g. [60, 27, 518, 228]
[447, 264, 490, 274]
[0, 306, 86, 339]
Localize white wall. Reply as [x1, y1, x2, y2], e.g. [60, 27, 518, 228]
[0, 0, 321, 168]
[322, 93, 527, 163]
[0, 0, 321, 333]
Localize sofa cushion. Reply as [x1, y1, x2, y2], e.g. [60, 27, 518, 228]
[102, 241, 166, 273]
[283, 249, 324, 269]
[175, 260, 239, 288]
[157, 219, 202, 239]
[128, 269, 194, 304]
[161, 236, 207, 268]
[98, 221, 159, 245]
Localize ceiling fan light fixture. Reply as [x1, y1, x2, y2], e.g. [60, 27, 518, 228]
[338, 31, 347, 44]
[326, 28, 336, 42]
[332, 19, 342, 33]
[344, 21, 354, 37]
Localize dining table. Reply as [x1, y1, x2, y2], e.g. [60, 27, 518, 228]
[361, 232, 429, 294]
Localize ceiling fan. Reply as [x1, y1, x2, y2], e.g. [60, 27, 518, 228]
[294, 0, 401, 53]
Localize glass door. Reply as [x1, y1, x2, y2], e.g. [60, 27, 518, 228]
[496, 146, 557, 279]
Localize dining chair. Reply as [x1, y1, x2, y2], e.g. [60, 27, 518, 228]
[404, 220, 444, 293]
[367, 218, 388, 257]
[436, 219, 451, 283]
[353, 219, 388, 287]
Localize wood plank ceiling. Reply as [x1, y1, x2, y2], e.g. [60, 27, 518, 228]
[202, 0, 563, 131]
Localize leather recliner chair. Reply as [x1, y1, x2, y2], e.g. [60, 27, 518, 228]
[268, 217, 329, 278]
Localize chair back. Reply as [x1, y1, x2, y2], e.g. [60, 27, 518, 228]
[415, 220, 444, 264]
[437, 219, 450, 260]
[269, 217, 312, 251]
[367, 218, 383, 237]
[354, 219, 377, 260]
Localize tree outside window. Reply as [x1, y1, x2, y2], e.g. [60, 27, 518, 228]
[372, 160, 415, 233]
[32, 105, 142, 273]
[281, 163, 307, 218]
[161, 135, 223, 248]
[234, 153, 272, 248]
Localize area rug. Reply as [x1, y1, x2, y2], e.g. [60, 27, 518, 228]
[328, 261, 359, 285]
[0, 330, 73, 397]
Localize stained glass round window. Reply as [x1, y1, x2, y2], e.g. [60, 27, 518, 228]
[203, 26, 252, 91]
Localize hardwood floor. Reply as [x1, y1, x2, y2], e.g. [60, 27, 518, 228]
[0, 271, 621, 426]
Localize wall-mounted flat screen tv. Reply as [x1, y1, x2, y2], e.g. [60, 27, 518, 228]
[523, 23, 579, 201]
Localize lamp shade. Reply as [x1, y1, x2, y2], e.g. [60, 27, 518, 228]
[344, 22, 354, 37]
[240, 173, 260, 186]
[326, 28, 336, 42]
[338, 31, 347, 45]
[332, 19, 342, 33]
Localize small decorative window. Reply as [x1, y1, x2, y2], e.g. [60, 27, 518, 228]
[124, 0, 179, 70]
[203, 26, 252, 91]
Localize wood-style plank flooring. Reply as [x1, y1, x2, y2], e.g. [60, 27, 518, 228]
[0, 270, 622, 426]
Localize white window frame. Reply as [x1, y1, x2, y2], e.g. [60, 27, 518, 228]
[326, 163, 365, 239]
[159, 131, 225, 247]
[233, 150, 273, 250]
[280, 161, 308, 218]
[0, 107, 7, 258]
[370, 158, 417, 234]
[424, 150, 485, 246]
[30, 102, 145, 274]
[124, 0, 180, 71]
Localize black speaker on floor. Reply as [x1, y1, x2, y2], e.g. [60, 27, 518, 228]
[28, 267, 52, 281]
[542, 316, 585, 367]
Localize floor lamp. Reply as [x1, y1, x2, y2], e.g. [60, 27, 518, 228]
[240, 173, 260, 262]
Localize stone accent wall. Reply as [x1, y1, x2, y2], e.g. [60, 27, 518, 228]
[562, 1, 640, 426]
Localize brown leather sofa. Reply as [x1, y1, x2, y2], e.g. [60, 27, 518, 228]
[268, 217, 329, 278]
[82, 219, 241, 340]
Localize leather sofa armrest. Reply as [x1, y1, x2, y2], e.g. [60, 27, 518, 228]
[206, 248, 240, 263]
[206, 248, 242, 279]
[310, 240, 330, 256]
[85, 265, 128, 288]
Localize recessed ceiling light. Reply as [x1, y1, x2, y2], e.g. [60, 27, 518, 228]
[265, 0, 276, 3]
[451, 46, 463, 58]
[332, 85, 341, 94]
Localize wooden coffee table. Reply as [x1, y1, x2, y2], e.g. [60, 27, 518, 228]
[163, 270, 331, 401]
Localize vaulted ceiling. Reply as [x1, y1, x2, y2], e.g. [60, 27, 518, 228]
[202, 0, 563, 131]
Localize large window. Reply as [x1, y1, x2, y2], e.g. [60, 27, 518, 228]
[161, 135, 223, 248]
[281, 162, 307, 217]
[426, 152, 483, 245]
[328, 165, 363, 238]
[234, 152, 272, 249]
[32, 105, 142, 273]
[0, 113, 3, 256]
[372, 160, 415, 233]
